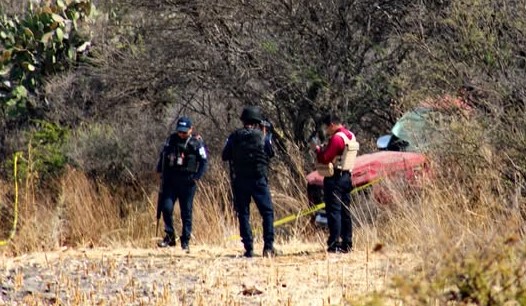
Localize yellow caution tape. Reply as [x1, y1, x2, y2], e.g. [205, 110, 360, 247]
[227, 177, 383, 241]
[0, 152, 21, 247]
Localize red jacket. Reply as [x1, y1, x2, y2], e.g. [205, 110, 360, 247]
[316, 127, 355, 164]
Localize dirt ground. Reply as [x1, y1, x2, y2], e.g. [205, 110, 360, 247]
[0, 243, 415, 305]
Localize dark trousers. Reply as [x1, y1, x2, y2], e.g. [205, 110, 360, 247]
[323, 171, 353, 248]
[161, 176, 197, 244]
[233, 176, 274, 251]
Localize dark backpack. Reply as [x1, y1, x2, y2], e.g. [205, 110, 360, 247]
[231, 128, 268, 178]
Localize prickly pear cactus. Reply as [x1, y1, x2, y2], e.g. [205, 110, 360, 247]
[0, 0, 94, 118]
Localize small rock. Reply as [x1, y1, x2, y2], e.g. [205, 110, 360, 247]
[373, 243, 384, 253]
[46, 297, 58, 304]
[1, 285, 11, 291]
[241, 286, 263, 296]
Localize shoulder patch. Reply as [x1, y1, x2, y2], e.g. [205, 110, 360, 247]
[198, 147, 207, 159]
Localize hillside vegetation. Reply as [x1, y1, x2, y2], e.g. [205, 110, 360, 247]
[1, 0, 525, 304]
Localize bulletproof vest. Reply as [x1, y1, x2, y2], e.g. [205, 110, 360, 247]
[231, 128, 269, 178]
[333, 131, 359, 171]
[162, 135, 200, 174]
[316, 131, 359, 177]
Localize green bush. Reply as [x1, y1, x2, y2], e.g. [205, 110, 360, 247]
[12, 120, 70, 182]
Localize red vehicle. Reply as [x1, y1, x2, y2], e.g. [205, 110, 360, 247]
[307, 150, 428, 203]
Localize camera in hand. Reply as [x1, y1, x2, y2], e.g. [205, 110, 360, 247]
[259, 120, 273, 133]
[308, 130, 321, 146]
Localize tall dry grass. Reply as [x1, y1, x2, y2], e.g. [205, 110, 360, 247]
[0, 144, 313, 255]
[353, 165, 526, 305]
[369, 158, 520, 254]
[1, 153, 522, 257]
[1, 113, 524, 270]
[343, 113, 526, 304]
[1, 113, 526, 305]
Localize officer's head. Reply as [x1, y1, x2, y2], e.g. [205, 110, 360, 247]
[175, 117, 193, 139]
[321, 112, 343, 136]
[240, 106, 263, 126]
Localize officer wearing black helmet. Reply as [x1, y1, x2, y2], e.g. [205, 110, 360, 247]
[222, 106, 277, 257]
[156, 117, 208, 251]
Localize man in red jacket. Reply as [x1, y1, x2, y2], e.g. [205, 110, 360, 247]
[311, 113, 357, 253]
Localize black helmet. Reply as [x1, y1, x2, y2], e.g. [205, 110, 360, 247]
[240, 106, 263, 123]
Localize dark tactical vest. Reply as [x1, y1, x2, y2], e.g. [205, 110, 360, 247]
[162, 134, 200, 174]
[231, 128, 268, 178]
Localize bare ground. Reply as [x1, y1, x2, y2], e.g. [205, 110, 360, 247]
[0, 243, 415, 305]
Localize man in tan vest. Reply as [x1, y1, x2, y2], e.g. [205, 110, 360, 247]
[311, 112, 359, 253]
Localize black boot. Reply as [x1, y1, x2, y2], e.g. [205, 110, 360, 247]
[158, 233, 176, 248]
[243, 245, 254, 258]
[181, 241, 190, 253]
[327, 241, 341, 253]
[263, 244, 280, 257]
[340, 241, 352, 253]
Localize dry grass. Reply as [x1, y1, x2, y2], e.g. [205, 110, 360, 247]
[0, 173, 523, 305]
[1, 149, 314, 255]
[1, 123, 525, 305]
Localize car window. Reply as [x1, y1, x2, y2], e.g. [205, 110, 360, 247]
[391, 108, 440, 151]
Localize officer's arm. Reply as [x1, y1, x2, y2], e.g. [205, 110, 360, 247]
[264, 133, 275, 158]
[193, 143, 208, 180]
[156, 152, 163, 173]
[156, 144, 166, 173]
[221, 136, 233, 161]
[316, 136, 344, 164]
[156, 137, 171, 173]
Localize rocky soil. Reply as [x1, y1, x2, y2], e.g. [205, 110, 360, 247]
[0, 243, 415, 305]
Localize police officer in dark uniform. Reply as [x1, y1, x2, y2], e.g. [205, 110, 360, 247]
[157, 117, 208, 251]
[222, 106, 276, 258]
